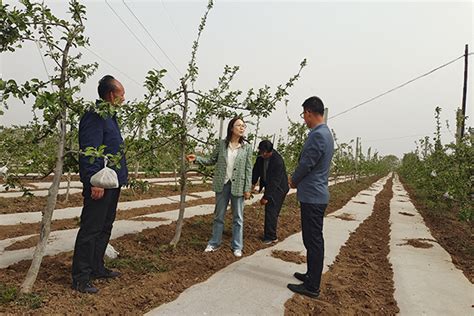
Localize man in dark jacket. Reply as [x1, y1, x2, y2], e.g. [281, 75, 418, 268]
[71, 75, 128, 294]
[252, 140, 289, 244]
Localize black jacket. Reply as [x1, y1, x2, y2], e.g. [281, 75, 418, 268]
[252, 150, 289, 202]
[79, 103, 128, 186]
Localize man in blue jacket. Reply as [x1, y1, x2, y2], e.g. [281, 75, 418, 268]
[287, 96, 334, 298]
[72, 75, 128, 293]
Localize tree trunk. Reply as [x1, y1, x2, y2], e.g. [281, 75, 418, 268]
[253, 115, 260, 151]
[21, 39, 71, 293]
[357, 138, 360, 181]
[65, 136, 73, 202]
[170, 84, 189, 246]
[134, 125, 142, 178]
[134, 162, 140, 178]
[65, 170, 71, 202]
[21, 114, 67, 293]
[174, 167, 178, 190]
[218, 115, 224, 140]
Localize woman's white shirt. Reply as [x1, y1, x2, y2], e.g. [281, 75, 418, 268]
[224, 142, 241, 184]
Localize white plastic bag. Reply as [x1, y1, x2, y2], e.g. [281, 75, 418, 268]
[90, 157, 119, 189]
[105, 243, 119, 259]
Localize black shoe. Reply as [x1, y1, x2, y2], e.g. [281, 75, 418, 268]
[91, 268, 121, 280]
[262, 238, 278, 245]
[287, 283, 319, 298]
[293, 272, 308, 282]
[72, 280, 98, 294]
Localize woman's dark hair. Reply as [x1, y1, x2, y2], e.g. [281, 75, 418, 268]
[225, 117, 247, 146]
[98, 75, 117, 100]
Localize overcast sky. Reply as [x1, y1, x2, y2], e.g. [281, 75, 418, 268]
[1, 0, 473, 157]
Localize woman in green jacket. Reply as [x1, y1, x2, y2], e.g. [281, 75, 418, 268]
[186, 117, 252, 257]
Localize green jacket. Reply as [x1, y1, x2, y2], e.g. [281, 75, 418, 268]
[196, 140, 253, 197]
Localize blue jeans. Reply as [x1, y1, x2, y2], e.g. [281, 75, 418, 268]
[208, 182, 244, 250]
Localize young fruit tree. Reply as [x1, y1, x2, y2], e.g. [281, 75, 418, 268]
[117, 0, 306, 246]
[1, 0, 97, 292]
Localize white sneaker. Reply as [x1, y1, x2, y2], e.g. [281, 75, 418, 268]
[204, 244, 219, 252]
[233, 249, 242, 257]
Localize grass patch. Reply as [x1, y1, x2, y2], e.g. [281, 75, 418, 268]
[17, 293, 43, 309]
[134, 232, 146, 244]
[190, 218, 207, 228]
[0, 283, 17, 305]
[187, 234, 207, 248]
[0, 283, 43, 309]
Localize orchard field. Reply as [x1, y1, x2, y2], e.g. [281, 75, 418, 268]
[1, 0, 472, 315]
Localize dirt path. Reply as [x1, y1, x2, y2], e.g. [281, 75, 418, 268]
[285, 176, 399, 315]
[0, 176, 381, 314]
[389, 175, 472, 315]
[399, 177, 473, 283]
[147, 175, 390, 315]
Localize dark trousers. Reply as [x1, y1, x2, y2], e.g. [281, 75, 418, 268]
[301, 202, 327, 292]
[263, 193, 286, 240]
[72, 185, 121, 283]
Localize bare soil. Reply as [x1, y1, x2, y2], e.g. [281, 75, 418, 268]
[334, 213, 356, 221]
[128, 217, 169, 222]
[401, 239, 434, 249]
[0, 183, 211, 214]
[285, 176, 399, 315]
[5, 236, 40, 251]
[399, 178, 474, 283]
[272, 250, 306, 264]
[0, 176, 381, 314]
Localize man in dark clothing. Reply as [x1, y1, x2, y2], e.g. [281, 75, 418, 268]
[72, 75, 128, 294]
[252, 140, 289, 244]
[287, 96, 334, 299]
